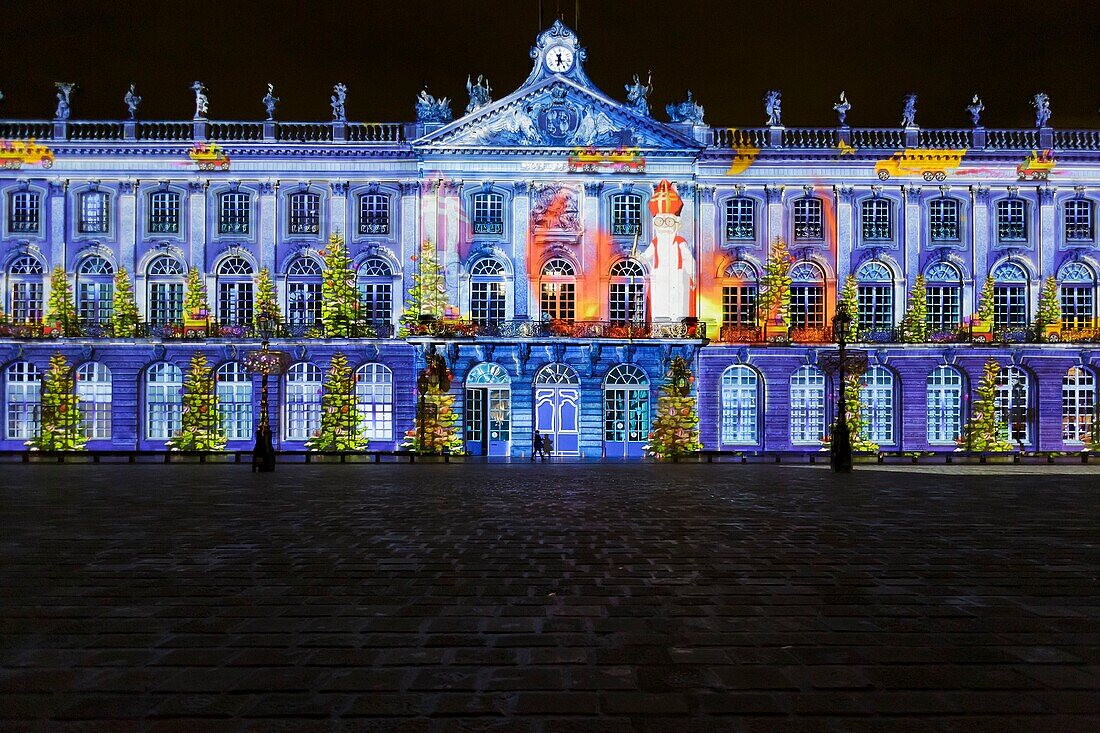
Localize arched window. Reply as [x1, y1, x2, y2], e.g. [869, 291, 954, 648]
[859, 365, 894, 445]
[1063, 367, 1096, 444]
[218, 191, 251, 234]
[286, 257, 322, 329]
[994, 365, 1031, 445]
[8, 255, 46, 323]
[603, 364, 649, 456]
[357, 257, 395, 326]
[789, 261, 825, 330]
[1064, 199, 1094, 242]
[216, 362, 252, 441]
[288, 191, 321, 235]
[992, 262, 1029, 329]
[793, 197, 823, 240]
[540, 258, 576, 322]
[285, 363, 322, 441]
[76, 362, 111, 441]
[358, 193, 390, 235]
[469, 258, 508, 325]
[790, 365, 826, 444]
[79, 190, 111, 234]
[149, 190, 182, 234]
[996, 198, 1027, 241]
[145, 362, 183, 441]
[927, 366, 963, 445]
[216, 257, 254, 327]
[721, 261, 758, 328]
[76, 256, 115, 326]
[924, 261, 963, 331]
[610, 193, 643, 236]
[5, 361, 41, 440]
[609, 259, 646, 325]
[1058, 261, 1095, 330]
[8, 190, 41, 233]
[472, 192, 504, 235]
[147, 255, 185, 325]
[724, 197, 755, 240]
[929, 198, 960, 241]
[861, 198, 891, 241]
[355, 363, 393, 441]
[720, 365, 759, 445]
[855, 261, 894, 331]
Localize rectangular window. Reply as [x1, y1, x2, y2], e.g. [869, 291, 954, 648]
[219, 193, 250, 234]
[149, 191, 181, 234]
[357, 375, 393, 442]
[471, 281, 506, 324]
[80, 192, 110, 234]
[1063, 372, 1095, 443]
[217, 381, 252, 441]
[603, 388, 649, 442]
[6, 375, 40, 441]
[721, 285, 757, 327]
[287, 282, 321, 326]
[926, 286, 961, 331]
[725, 198, 755, 240]
[218, 281, 254, 326]
[929, 198, 960, 241]
[1065, 200, 1094, 241]
[149, 282, 184, 324]
[721, 377, 757, 444]
[861, 200, 891, 241]
[793, 198, 823, 240]
[1061, 286, 1094, 330]
[927, 381, 962, 444]
[77, 282, 113, 325]
[540, 282, 575, 321]
[145, 389, 180, 440]
[359, 194, 390, 235]
[993, 285, 1027, 328]
[8, 192, 40, 233]
[289, 194, 320, 234]
[609, 282, 645, 324]
[611, 195, 642, 236]
[472, 194, 504, 235]
[11, 282, 44, 322]
[860, 375, 894, 444]
[996, 199, 1027, 241]
[790, 383, 826, 444]
[789, 285, 824, 329]
[77, 380, 111, 441]
[358, 281, 393, 325]
[856, 285, 893, 331]
[284, 386, 320, 441]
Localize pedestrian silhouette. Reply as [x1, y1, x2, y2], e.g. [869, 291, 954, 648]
[532, 430, 544, 461]
[542, 435, 553, 460]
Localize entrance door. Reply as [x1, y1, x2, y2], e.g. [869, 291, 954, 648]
[465, 363, 511, 456]
[603, 364, 650, 458]
[533, 363, 582, 456]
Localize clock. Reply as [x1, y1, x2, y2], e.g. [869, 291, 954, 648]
[545, 45, 574, 73]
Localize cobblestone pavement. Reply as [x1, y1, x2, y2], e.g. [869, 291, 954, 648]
[2, 463, 1100, 732]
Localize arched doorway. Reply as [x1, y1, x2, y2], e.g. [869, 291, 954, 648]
[603, 364, 650, 458]
[534, 363, 580, 455]
[465, 362, 511, 456]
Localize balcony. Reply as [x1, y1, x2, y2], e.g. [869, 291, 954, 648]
[404, 319, 707, 340]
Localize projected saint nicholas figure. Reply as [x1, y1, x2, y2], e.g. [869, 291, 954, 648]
[638, 180, 695, 321]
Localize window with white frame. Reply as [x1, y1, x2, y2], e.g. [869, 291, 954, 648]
[216, 362, 252, 441]
[76, 361, 111, 441]
[8, 255, 45, 323]
[359, 193, 390, 235]
[721, 261, 757, 327]
[218, 191, 250, 234]
[720, 365, 758, 444]
[602, 364, 649, 444]
[355, 363, 393, 441]
[145, 362, 182, 441]
[608, 259, 646, 324]
[610, 193, 643, 236]
[472, 192, 504, 235]
[790, 365, 826, 444]
[860, 365, 894, 444]
[1064, 199, 1093, 242]
[855, 261, 893, 331]
[469, 258, 508, 325]
[1059, 261, 1095, 330]
[861, 198, 891, 241]
[929, 198, 960, 241]
[725, 197, 755, 240]
[924, 261, 962, 331]
[793, 197, 823, 240]
[994, 365, 1031, 445]
[789, 261, 825, 329]
[996, 198, 1027, 241]
[79, 190, 110, 234]
[286, 257, 322, 329]
[288, 191, 320, 235]
[149, 191, 181, 233]
[357, 257, 394, 326]
[8, 191, 40, 233]
[76, 256, 114, 326]
[927, 366, 963, 444]
[146, 256, 185, 325]
[540, 258, 576, 321]
[216, 257, 254, 326]
[1063, 367, 1096, 444]
[284, 362, 322, 441]
[992, 262, 1029, 329]
[5, 361, 41, 440]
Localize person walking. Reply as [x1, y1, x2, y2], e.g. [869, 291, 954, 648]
[542, 435, 553, 461]
[532, 430, 544, 461]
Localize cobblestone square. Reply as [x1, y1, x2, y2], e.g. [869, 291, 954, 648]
[2, 462, 1099, 731]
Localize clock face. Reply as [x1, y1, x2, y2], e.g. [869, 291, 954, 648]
[546, 45, 574, 73]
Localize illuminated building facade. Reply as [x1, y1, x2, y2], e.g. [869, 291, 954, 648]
[2, 22, 1099, 457]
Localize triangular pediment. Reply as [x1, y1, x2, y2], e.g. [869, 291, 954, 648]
[414, 77, 701, 151]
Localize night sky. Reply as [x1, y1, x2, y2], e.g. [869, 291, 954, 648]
[4, 0, 1098, 129]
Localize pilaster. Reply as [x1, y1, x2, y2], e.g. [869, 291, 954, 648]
[258, 181, 277, 273]
[118, 180, 137, 273]
[188, 181, 207, 269]
[971, 186, 991, 313]
[835, 186, 854, 282]
[48, 180, 66, 270]
[903, 185, 922, 290]
[764, 185, 784, 247]
[511, 181, 531, 319]
[696, 185, 717, 327]
[581, 182, 602, 320]
[329, 181, 348, 240]
[1038, 186, 1056, 280]
[399, 182, 420, 309]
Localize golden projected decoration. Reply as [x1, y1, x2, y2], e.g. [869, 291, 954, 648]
[188, 142, 230, 171]
[567, 146, 645, 173]
[875, 149, 965, 181]
[0, 139, 54, 169]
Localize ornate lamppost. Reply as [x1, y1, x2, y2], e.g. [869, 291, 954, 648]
[820, 303, 867, 473]
[243, 314, 291, 472]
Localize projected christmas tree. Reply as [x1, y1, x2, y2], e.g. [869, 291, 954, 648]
[319, 233, 364, 337]
[899, 275, 929, 342]
[27, 353, 86, 451]
[111, 266, 140, 337]
[45, 266, 78, 335]
[403, 349, 463, 454]
[305, 352, 368, 451]
[399, 240, 452, 336]
[166, 352, 226, 451]
[253, 266, 281, 328]
[959, 358, 1015, 452]
[645, 356, 702, 460]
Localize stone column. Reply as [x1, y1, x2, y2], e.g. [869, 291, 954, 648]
[903, 185, 923, 316]
[398, 181, 420, 318]
[835, 186, 854, 284]
[695, 185, 717, 328]
[764, 185, 784, 247]
[441, 181, 462, 311]
[1038, 186, 1056, 280]
[329, 181, 348, 242]
[47, 180, 66, 270]
[187, 181, 207, 270]
[970, 186, 991, 313]
[118, 180, 138, 274]
[511, 181, 531, 320]
[581, 182, 602, 321]
[258, 181, 277, 274]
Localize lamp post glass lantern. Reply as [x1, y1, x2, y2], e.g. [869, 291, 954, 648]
[243, 314, 291, 472]
[830, 304, 855, 473]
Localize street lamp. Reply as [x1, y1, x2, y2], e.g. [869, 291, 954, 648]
[243, 313, 291, 472]
[831, 303, 854, 473]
